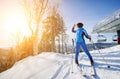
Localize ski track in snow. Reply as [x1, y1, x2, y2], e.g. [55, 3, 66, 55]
[0, 45, 120, 79]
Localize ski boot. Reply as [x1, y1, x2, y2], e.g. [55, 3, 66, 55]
[90, 59, 94, 66]
[75, 60, 79, 66]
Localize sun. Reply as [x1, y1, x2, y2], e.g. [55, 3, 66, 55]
[0, 0, 34, 47]
[4, 10, 31, 40]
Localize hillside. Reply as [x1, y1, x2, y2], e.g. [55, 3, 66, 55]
[0, 45, 120, 79]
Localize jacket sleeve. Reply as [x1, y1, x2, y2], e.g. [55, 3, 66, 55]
[72, 26, 76, 33]
[83, 29, 89, 38]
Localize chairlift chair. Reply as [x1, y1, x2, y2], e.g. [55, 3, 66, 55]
[112, 35, 118, 41]
[97, 35, 107, 42]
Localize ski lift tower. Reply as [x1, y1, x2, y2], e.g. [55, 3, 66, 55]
[92, 9, 120, 44]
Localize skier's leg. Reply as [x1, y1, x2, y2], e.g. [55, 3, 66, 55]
[75, 42, 81, 65]
[81, 42, 94, 66]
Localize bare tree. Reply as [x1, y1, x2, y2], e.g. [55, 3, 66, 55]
[23, 0, 50, 55]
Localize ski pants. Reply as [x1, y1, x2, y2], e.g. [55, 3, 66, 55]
[75, 42, 93, 61]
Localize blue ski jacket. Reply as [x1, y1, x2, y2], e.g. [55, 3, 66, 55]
[72, 27, 89, 43]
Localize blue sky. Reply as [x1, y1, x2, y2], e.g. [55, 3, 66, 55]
[0, 0, 120, 47]
[60, 0, 120, 43]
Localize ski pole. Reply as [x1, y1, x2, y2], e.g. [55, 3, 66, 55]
[90, 39, 110, 68]
[71, 39, 75, 73]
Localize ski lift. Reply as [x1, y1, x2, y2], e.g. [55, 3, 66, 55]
[97, 34, 107, 42]
[112, 35, 118, 41]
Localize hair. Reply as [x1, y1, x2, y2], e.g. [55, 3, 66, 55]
[77, 22, 83, 28]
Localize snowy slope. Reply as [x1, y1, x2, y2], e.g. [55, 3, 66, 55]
[0, 45, 120, 79]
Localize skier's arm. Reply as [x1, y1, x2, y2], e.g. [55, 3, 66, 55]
[83, 29, 91, 40]
[72, 24, 76, 33]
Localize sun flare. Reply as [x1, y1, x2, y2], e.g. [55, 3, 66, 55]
[3, 10, 31, 40]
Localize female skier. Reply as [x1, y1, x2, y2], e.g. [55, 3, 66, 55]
[72, 22, 94, 66]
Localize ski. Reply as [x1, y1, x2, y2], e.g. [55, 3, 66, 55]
[76, 64, 82, 73]
[77, 63, 97, 78]
[76, 64, 89, 78]
[90, 63, 97, 79]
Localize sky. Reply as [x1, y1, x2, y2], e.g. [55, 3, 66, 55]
[0, 0, 120, 47]
[60, 0, 120, 43]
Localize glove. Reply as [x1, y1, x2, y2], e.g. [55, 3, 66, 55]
[89, 38, 91, 42]
[73, 24, 76, 27]
[88, 35, 91, 41]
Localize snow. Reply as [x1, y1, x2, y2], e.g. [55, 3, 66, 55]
[0, 45, 120, 79]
